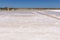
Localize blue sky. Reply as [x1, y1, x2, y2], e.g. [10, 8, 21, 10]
[0, 0, 60, 8]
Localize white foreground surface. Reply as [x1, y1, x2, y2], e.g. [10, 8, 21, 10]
[0, 10, 60, 40]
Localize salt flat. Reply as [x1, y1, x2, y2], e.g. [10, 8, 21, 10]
[0, 10, 60, 40]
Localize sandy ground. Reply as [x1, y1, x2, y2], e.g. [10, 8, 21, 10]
[0, 10, 60, 40]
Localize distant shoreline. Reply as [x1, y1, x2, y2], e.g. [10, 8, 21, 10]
[0, 8, 60, 11]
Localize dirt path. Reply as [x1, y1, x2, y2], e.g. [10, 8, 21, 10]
[37, 11, 60, 20]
